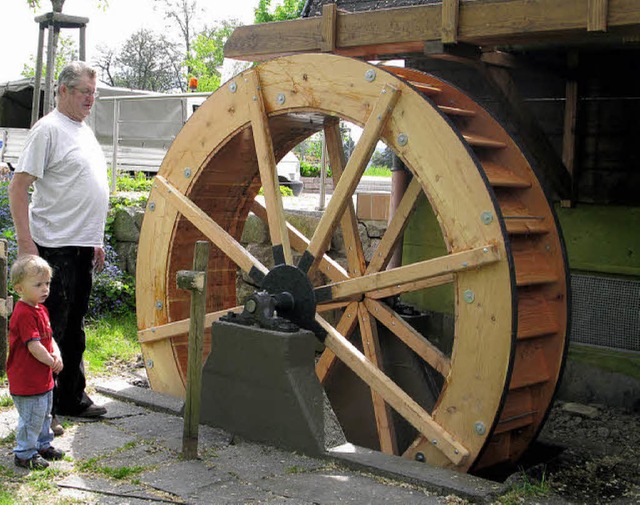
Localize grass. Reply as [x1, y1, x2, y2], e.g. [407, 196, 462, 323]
[84, 312, 140, 374]
[495, 470, 551, 504]
[363, 165, 392, 177]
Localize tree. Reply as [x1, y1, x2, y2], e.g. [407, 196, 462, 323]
[21, 35, 78, 80]
[370, 145, 393, 168]
[254, 0, 305, 23]
[153, 0, 202, 76]
[95, 28, 183, 92]
[183, 20, 242, 92]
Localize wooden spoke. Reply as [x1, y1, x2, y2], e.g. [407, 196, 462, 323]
[245, 70, 292, 265]
[138, 306, 243, 344]
[367, 274, 454, 300]
[302, 84, 400, 272]
[366, 177, 423, 274]
[324, 120, 366, 277]
[358, 303, 398, 455]
[154, 176, 269, 281]
[250, 200, 350, 283]
[317, 313, 469, 466]
[315, 245, 500, 303]
[316, 301, 359, 383]
[364, 298, 451, 377]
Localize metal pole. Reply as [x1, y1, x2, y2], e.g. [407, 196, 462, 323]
[31, 25, 46, 126]
[177, 240, 209, 459]
[79, 25, 86, 61]
[43, 22, 58, 114]
[110, 99, 120, 194]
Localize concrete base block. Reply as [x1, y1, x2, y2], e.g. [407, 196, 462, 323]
[200, 321, 326, 456]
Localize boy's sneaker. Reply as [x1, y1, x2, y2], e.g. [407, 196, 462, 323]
[14, 453, 50, 470]
[38, 446, 65, 461]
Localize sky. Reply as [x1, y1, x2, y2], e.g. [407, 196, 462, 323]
[0, 0, 260, 83]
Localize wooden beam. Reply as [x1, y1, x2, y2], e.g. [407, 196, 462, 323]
[318, 314, 469, 465]
[154, 176, 269, 278]
[441, 0, 460, 44]
[224, 0, 640, 61]
[315, 245, 500, 303]
[315, 301, 359, 383]
[588, 0, 609, 31]
[321, 3, 338, 52]
[561, 52, 580, 208]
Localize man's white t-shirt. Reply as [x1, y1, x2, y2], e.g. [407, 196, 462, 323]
[16, 109, 109, 248]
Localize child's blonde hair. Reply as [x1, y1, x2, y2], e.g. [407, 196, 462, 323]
[10, 255, 52, 285]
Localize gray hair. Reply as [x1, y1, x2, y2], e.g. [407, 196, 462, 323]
[57, 61, 97, 90]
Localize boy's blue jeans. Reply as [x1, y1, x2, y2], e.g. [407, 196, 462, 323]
[12, 390, 54, 460]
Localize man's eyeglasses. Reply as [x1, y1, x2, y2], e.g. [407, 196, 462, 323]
[72, 87, 99, 99]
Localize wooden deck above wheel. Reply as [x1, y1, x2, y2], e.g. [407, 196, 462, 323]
[136, 54, 569, 473]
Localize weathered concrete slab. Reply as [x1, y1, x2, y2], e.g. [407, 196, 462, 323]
[57, 474, 166, 503]
[58, 422, 137, 460]
[110, 410, 231, 453]
[96, 378, 183, 415]
[258, 469, 444, 504]
[138, 459, 233, 498]
[329, 443, 504, 503]
[210, 439, 326, 481]
[194, 480, 316, 504]
[96, 441, 170, 469]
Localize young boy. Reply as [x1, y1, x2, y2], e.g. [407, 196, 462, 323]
[7, 255, 65, 470]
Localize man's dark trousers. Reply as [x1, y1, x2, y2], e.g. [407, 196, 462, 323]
[37, 245, 95, 416]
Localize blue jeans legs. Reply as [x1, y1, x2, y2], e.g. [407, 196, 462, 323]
[12, 390, 54, 460]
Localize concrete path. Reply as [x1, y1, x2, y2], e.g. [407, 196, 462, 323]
[0, 378, 505, 504]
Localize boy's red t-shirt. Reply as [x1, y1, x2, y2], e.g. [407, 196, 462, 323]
[7, 300, 55, 396]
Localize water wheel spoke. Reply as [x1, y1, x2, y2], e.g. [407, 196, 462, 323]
[250, 200, 350, 283]
[364, 298, 451, 377]
[357, 303, 398, 455]
[138, 306, 243, 344]
[367, 274, 454, 300]
[245, 70, 292, 266]
[316, 313, 469, 466]
[324, 120, 366, 277]
[315, 245, 500, 303]
[154, 176, 269, 284]
[366, 177, 423, 274]
[300, 84, 400, 274]
[316, 301, 359, 383]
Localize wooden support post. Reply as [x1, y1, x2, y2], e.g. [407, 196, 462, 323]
[441, 0, 460, 44]
[177, 240, 210, 460]
[588, 0, 608, 31]
[0, 240, 8, 375]
[320, 3, 338, 52]
[561, 52, 580, 208]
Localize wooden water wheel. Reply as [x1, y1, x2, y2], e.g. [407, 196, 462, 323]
[136, 54, 569, 473]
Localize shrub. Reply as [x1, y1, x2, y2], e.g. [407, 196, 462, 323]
[0, 173, 138, 319]
[300, 161, 332, 178]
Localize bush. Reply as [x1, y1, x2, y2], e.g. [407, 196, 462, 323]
[258, 185, 294, 197]
[300, 161, 332, 178]
[112, 170, 153, 192]
[0, 172, 137, 319]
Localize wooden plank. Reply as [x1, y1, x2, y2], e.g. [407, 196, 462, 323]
[316, 245, 500, 303]
[358, 303, 398, 455]
[316, 301, 359, 383]
[305, 84, 399, 265]
[318, 314, 469, 466]
[154, 176, 269, 277]
[509, 342, 551, 389]
[441, 0, 460, 44]
[588, 0, 609, 31]
[321, 3, 338, 52]
[517, 294, 559, 339]
[324, 120, 366, 277]
[365, 298, 451, 377]
[482, 162, 531, 188]
[438, 105, 476, 117]
[463, 133, 507, 149]
[513, 250, 558, 286]
[494, 388, 534, 434]
[245, 70, 293, 265]
[138, 306, 243, 344]
[225, 0, 640, 61]
[367, 274, 454, 300]
[365, 178, 423, 274]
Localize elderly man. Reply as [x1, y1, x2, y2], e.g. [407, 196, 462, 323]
[9, 61, 110, 434]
